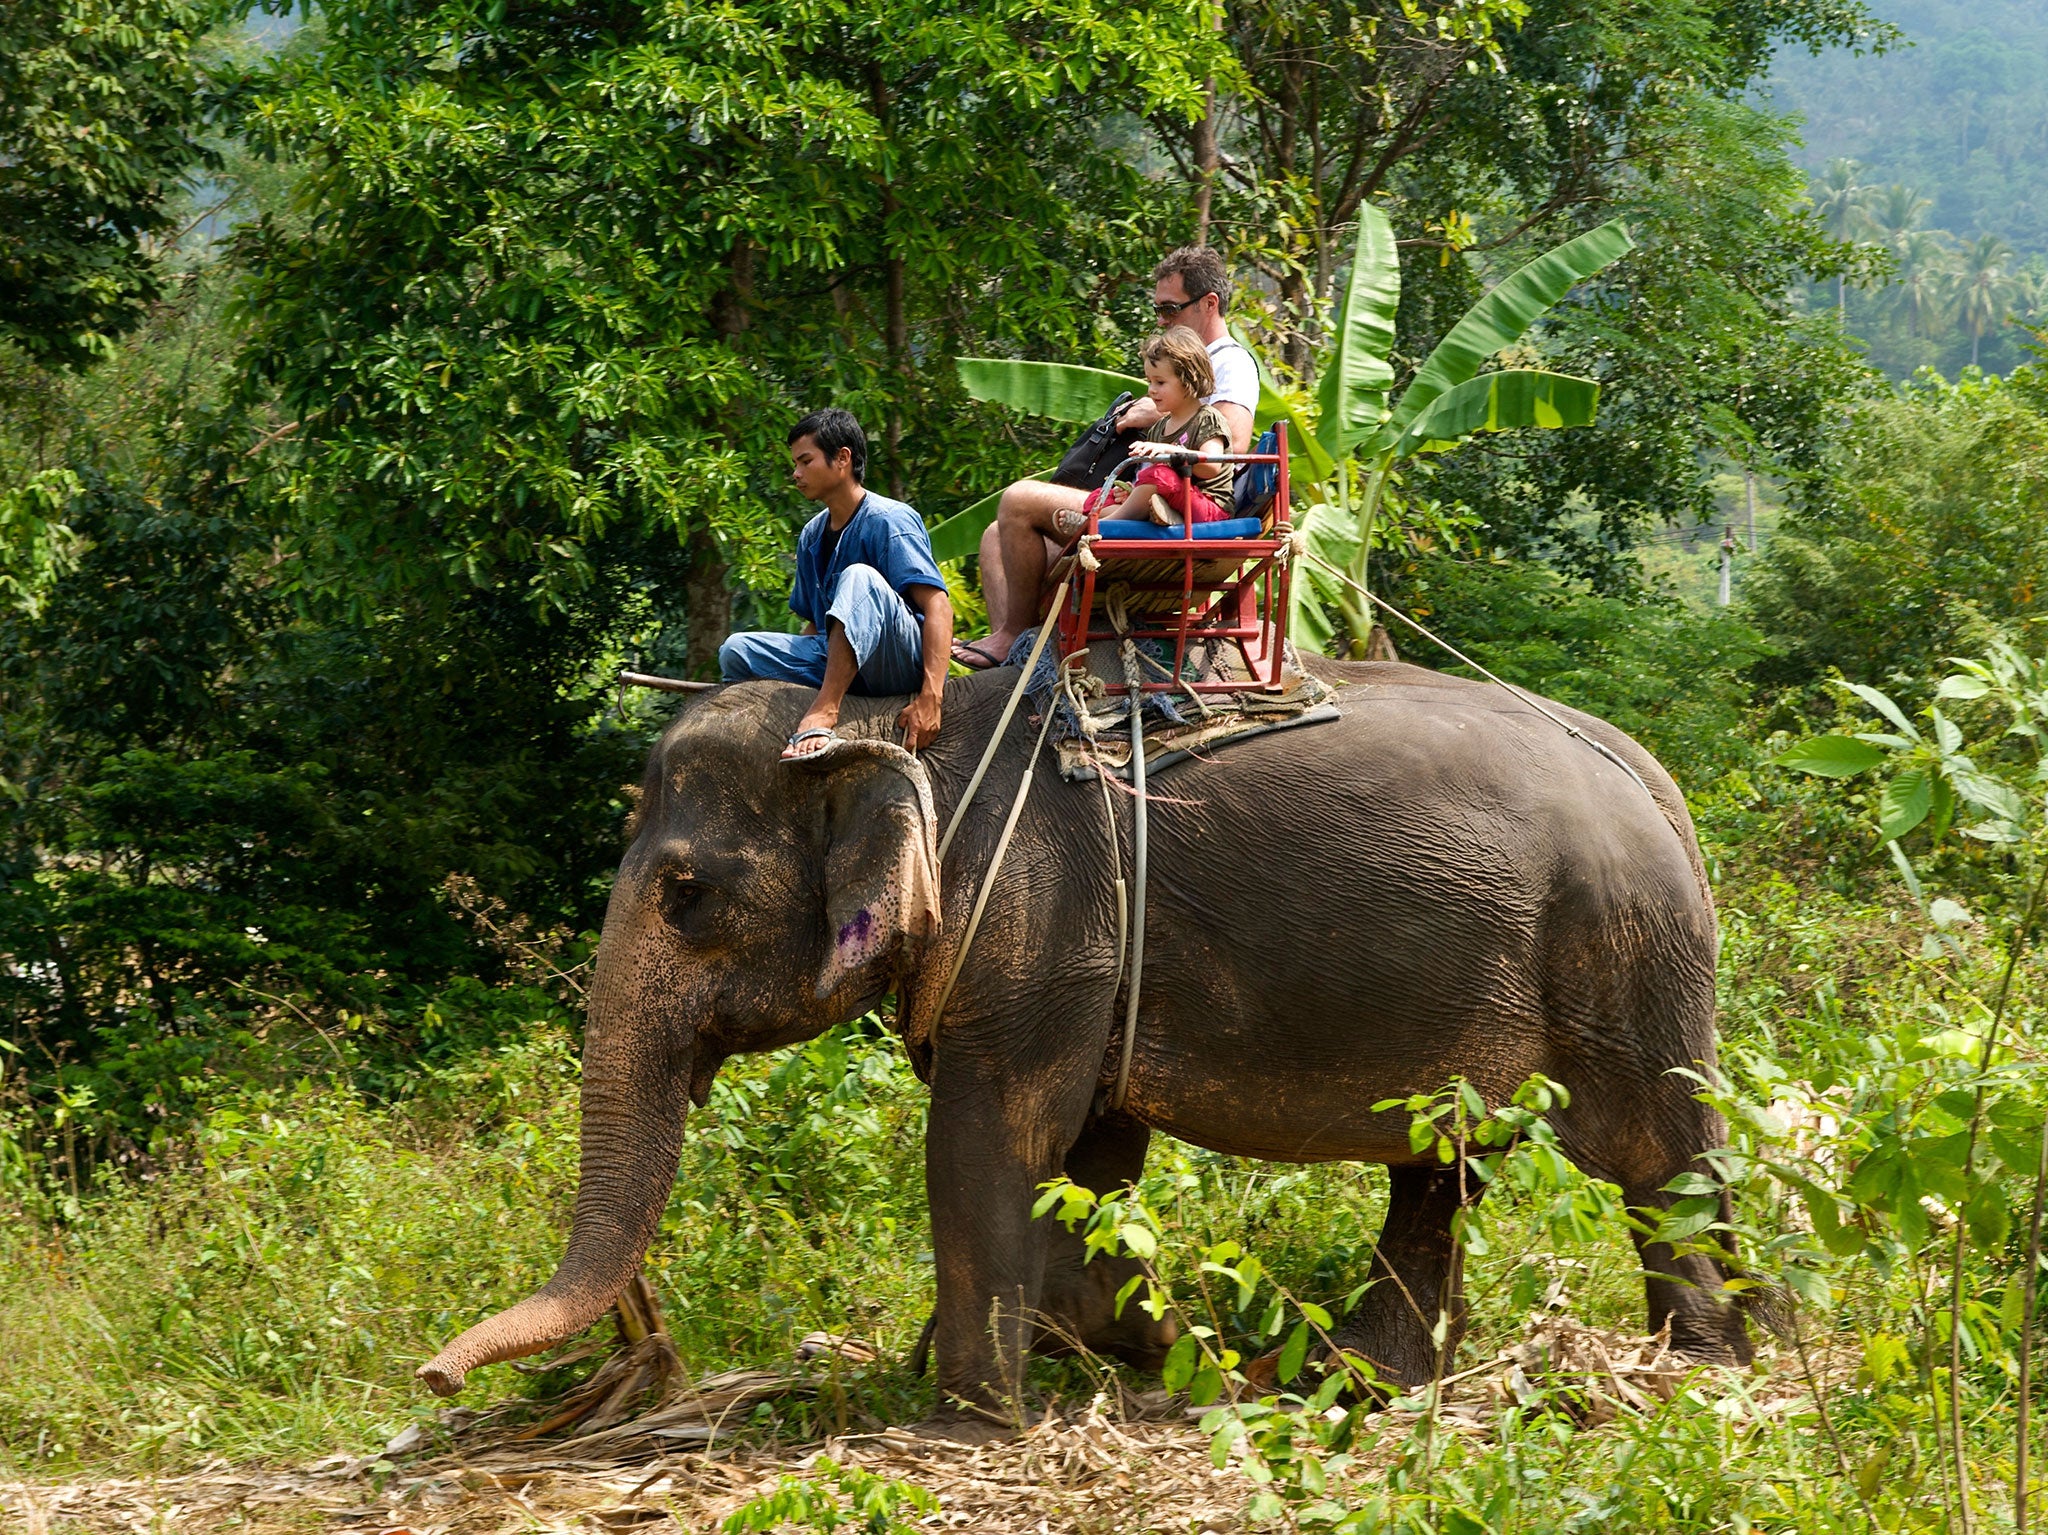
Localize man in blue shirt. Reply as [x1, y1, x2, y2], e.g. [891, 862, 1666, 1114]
[719, 408, 955, 760]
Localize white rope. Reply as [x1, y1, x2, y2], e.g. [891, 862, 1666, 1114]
[1287, 535, 1655, 802]
[1110, 637, 1150, 1112]
[937, 578, 1070, 864]
[928, 701, 1060, 1028]
[1060, 662, 1129, 998]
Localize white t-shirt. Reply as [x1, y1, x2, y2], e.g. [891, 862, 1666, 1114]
[1204, 337, 1260, 413]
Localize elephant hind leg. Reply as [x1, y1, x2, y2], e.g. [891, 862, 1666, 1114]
[1619, 1169, 1754, 1366]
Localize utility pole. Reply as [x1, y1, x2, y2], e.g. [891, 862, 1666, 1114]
[1718, 524, 1736, 606]
[1744, 465, 1758, 552]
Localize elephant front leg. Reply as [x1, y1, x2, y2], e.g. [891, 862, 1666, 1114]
[1327, 1165, 1479, 1392]
[1033, 1115, 1178, 1371]
[923, 1065, 1091, 1429]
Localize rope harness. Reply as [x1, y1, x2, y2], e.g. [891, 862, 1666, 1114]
[929, 576, 1151, 1109]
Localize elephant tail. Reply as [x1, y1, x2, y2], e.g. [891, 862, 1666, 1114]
[1721, 1181, 1794, 1342]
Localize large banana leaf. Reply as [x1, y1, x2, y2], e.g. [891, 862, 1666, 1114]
[955, 358, 1142, 423]
[1388, 370, 1600, 458]
[933, 359, 1142, 562]
[1364, 220, 1633, 457]
[927, 474, 1045, 564]
[1287, 498, 1364, 655]
[1312, 202, 1399, 463]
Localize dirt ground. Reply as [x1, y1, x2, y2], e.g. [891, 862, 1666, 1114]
[5, 1406, 1249, 1535]
[2, 1321, 1801, 1535]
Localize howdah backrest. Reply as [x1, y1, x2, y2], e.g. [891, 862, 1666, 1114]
[1234, 427, 1280, 524]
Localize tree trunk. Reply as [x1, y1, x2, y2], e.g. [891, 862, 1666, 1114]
[685, 241, 752, 679]
[684, 525, 730, 681]
[871, 69, 909, 498]
[1192, 77, 1219, 244]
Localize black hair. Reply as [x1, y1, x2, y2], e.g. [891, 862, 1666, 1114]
[788, 407, 867, 482]
[1153, 245, 1233, 314]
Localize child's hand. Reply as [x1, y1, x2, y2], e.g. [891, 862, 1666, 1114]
[1107, 484, 1129, 504]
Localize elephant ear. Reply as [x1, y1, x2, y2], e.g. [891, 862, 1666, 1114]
[796, 737, 941, 1003]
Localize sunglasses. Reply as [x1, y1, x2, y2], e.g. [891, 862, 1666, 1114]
[1152, 294, 1204, 318]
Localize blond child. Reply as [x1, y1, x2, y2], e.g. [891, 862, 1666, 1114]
[1074, 327, 1236, 530]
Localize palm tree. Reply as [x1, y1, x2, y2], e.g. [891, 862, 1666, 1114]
[2012, 270, 2048, 331]
[1954, 233, 2016, 368]
[1811, 159, 1868, 316]
[1890, 230, 1957, 340]
[1860, 184, 1934, 258]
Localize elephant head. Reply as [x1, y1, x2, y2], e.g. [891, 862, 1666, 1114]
[416, 690, 939, 1395]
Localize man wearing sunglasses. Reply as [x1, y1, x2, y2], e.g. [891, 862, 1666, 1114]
[959, 246, 1259, 669]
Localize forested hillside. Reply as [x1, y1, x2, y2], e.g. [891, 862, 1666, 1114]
[5, 0, 2048, 1528]
[1770, 0, 2048, 375]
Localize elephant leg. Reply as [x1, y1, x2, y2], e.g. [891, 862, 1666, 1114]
[1032, 1115, 1178, 1370]
[1324, 1166, 1480, 1391]
[1620, 1169, 1754, 1366]
[1555, 1074, 1755, 1366]
[924, 1020, 1102, 1425]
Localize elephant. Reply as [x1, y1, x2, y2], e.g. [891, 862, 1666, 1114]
[416, 658, 1754, 1425]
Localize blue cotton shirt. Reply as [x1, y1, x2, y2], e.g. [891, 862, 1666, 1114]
[789, 491, 948, 631]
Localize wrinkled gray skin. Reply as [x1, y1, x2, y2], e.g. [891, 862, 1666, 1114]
[417, 660, 1750, 1422]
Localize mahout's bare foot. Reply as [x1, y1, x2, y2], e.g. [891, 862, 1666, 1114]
[782, 707, 840, 761]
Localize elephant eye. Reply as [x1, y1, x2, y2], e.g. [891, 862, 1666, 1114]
[662, 876, 706, 927]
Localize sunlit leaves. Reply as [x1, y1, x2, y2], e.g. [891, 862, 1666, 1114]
[228, 0, 1230, 614]
[1774, 734, 1885, 778]
[0, 0, 221, 367]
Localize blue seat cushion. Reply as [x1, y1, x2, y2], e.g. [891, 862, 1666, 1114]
[1095, 516, 1266, 541]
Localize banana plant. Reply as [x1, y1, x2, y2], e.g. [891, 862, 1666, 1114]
[1290, 208, 1632, 653]
[937, 208, 1631, 654]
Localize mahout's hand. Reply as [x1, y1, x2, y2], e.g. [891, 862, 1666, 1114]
[898, 689, 943, 750]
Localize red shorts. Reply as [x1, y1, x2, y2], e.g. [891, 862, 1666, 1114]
[1085, 462, 1229, 524]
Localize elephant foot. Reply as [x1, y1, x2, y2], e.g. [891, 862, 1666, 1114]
[910, 1412, 1019, 1445]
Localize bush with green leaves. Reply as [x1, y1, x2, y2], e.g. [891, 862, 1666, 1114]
[1745, 365, 2048, 693]
[720, 1457, 936, 1535]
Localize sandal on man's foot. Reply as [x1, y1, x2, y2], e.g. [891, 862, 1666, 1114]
[781, 726, 838, 761]
[951, 638, 1006, 671]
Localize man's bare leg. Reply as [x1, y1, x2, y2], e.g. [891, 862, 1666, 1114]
[986, 480, 1089, 653]
[785, 622, 859, 759]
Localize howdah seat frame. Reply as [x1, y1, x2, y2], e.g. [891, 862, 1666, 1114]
[1044, 422, 1295, 696]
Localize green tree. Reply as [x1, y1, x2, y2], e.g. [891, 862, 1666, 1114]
[1858, 183, 1934, 259]
[1745, 366, 2048, 690]
[0, 0, 225, 369]
[227, 0, 1226, 665]
[1955, 232, 2017, 367]
[1889, 229, 1957, 341]
[1811, 157, 1868, 314]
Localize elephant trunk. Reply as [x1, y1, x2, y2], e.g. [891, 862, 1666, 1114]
[418, 902, 691, 1397]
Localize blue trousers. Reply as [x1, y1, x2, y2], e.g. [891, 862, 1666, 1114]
[718, 564, 928, 695]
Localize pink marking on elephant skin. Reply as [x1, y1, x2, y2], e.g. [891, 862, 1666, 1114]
[837, 906, 878, 960]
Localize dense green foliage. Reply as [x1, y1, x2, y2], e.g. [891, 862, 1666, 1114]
[1774, 0, 2048, 377]
[1746, 365, 2048, 690]
[1772, 0, 2048, 254]
[0, 0, 225, 369]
